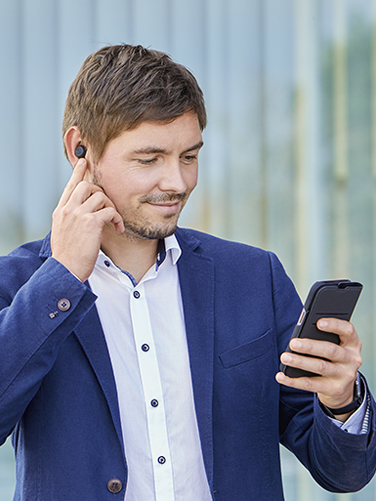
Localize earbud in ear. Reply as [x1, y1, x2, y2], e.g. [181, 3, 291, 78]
[75, 145, 87, 158]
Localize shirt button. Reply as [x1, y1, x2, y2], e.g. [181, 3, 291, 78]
[133, 290, 141, 299]
[141, 344, 150, 352]
[57, 299, 71, 312]
[151, 399, 159, 407]
[158, 456, 166, 465]
[104, 260, 111, 267]
[107, 478, 123, 493]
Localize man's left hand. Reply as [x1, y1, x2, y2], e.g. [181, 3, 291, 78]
[276, 318, 362, 421]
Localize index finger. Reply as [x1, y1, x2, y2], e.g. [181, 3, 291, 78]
[57, 159, 88, 207]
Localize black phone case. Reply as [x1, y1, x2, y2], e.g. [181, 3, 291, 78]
[280, 279, 363, 378]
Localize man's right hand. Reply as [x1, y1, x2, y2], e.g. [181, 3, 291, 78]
[51, 159, 125, 282]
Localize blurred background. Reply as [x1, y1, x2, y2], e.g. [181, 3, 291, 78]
[1, 0, 376, 499]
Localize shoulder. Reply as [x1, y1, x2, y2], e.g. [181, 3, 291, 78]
[175, 227, 296, 296]
[175, 227, 274, 264]
[0, 237, 47, 301]
[3, 236, 46, 264]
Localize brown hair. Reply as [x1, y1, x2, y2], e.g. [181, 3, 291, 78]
[62, 44, 207, 161]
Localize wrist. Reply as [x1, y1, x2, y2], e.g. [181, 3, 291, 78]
[321, 374, 363, 419]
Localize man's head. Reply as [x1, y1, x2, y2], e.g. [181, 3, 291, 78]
[62, 44, 207, 162]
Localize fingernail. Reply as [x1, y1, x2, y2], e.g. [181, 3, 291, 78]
[318, 319, 328, 329]
[275, 372, 284, 382]
[281, 353, 292, 364]
[290, 339, 301, 350]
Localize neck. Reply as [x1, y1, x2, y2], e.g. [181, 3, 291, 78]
[101, 226, 160, 283]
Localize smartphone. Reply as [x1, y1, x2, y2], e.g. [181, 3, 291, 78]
[280, 279, 363, 378]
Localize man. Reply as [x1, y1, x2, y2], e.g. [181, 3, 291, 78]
[0, 44, 375, 500]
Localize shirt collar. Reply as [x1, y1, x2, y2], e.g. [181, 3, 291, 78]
[158, 234, 181, 267]
[95, 234, 182, 275]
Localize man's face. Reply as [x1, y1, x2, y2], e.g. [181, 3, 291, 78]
[91, 111, 203, 241]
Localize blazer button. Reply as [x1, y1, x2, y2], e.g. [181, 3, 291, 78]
[107, 478, 123, 494]
[57, 299, 71, 312]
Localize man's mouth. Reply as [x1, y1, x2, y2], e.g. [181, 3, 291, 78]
[140, 193, 187, 213]
[146, 200, 182, 214]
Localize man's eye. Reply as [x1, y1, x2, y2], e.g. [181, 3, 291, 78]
[139, 158, 157, 165]
[183, 155, 197, 162]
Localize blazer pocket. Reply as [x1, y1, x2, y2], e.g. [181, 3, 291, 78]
[219, 329, 274, 369]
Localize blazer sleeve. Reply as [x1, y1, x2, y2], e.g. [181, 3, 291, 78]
[0, 257, 97, 445]
[269, 252, 376, 492]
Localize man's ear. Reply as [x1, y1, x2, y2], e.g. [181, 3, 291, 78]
[64, 126, 86, 167]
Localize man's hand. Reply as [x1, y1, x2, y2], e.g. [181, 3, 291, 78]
[276, 318, 363, 421]
[51, 159, 125, 282]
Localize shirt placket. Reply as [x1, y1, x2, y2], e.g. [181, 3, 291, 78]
[130, 281, 175, 500]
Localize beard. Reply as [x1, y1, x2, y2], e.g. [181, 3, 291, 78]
[92, 169, 187, 240]
[118, 192, 187, 240]
[119, 210, 180, 240]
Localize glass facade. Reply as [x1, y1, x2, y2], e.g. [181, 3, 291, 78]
[1, 0, 376, 498]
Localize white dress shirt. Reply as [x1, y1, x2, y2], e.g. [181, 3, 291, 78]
[88, 235, 212, 501]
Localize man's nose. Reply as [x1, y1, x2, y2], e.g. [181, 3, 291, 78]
[158, 160, 187, 193]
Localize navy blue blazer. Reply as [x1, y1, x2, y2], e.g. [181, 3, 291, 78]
[0, 228, 375, 500]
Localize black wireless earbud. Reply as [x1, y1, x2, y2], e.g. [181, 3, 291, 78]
[75, 145, 87, 158]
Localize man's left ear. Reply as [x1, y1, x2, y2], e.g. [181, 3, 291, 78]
[64, 126, 87, 167]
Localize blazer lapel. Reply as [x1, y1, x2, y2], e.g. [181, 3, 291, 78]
[74, 303, 124, 453]
[176, 230, 215, 487]
[40, 236, 124, 451]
